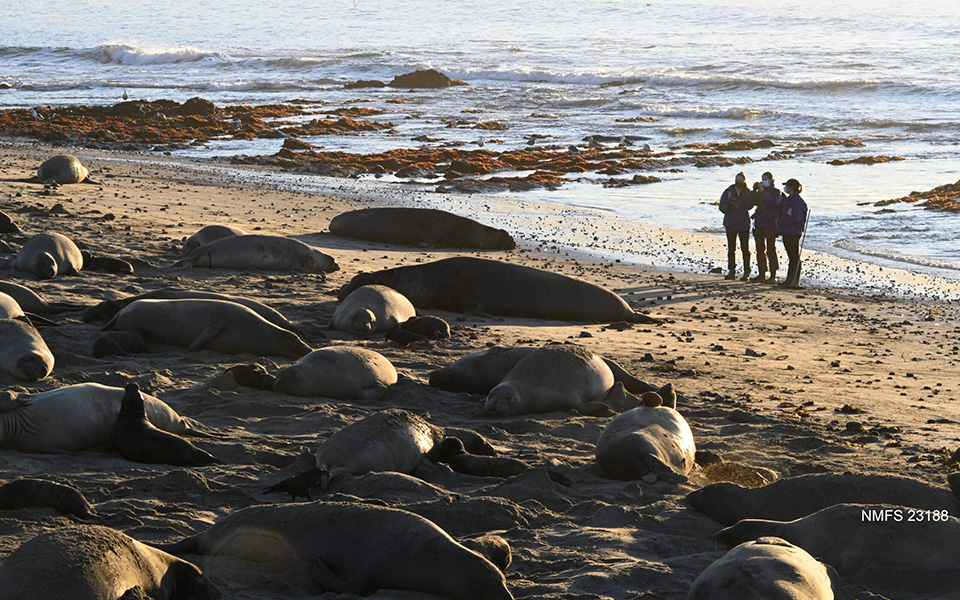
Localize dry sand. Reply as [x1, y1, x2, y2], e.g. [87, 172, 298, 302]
[1, 142, 959, 599]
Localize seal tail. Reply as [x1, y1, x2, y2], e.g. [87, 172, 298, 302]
[629, 310, 661, 325]
[153, 534, 202, 556]
[602, 358, 656, 394]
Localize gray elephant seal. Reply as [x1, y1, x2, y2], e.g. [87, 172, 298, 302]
[0, 525, 220, 600]
[401, 315, 451, 338]
[0, 291, 24, 320]
[0, 281, 79, 314]
[0, 382, 208, 453]
[338, 257, 658, 323]
[329, 207, 517, 250]
[155, 501, 513, 599]
[13, 232, 83, 279]
[0, 318, 54, 381]
[596, 403, 696, 479]
[28, 154, 101, 184]
[111, 383, 220, 467]
[273, 346, 398, 400]
[688, 537, 837, 600]
[0, 478, 96, 520]
[181, 224, 247, 257]
[329, 284, 416, 334]
[178, 234, 339, 273]
[104, 299, 311, 358]
[688, 472, 960, 526]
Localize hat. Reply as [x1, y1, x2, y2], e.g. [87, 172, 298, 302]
[784, 178, 802, 191]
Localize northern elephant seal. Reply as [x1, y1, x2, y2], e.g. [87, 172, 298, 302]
[111, 383, 220, 467]
[93, 329, 147, 358]
[30, 154, 101, 184]
[104, 299, 311, 358]
[429, 437, 528, 478]
[0, 292, 24, 319]
[178, 234, 339, 273]
[155, 501, 513, 599]
[181, 224, 248, 257]
[329, 207, 517, 250]
[596, 402, 696, 479]
[0, 281, 78, 314]
[0, 525, 219, 600]
[272, 346, 398, 400]
[338, 257, 658, 323]
[0, 209, 19, 233]
[0, 318, 54, 381]
[688, 472, 960, 526]
[401, 315, 451, 338]
[0, 382, 208, 453]
[0, 478, 96, 520]
[688, 537, 837, 600]
[13, 232, 83, 279]
[263, 467, 325, 501]
[329, 284, 415, 335]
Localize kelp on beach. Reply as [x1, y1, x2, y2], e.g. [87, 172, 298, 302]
[876, 179, 960, 213]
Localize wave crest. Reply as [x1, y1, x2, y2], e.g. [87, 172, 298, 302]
[91, 44, 226, 65]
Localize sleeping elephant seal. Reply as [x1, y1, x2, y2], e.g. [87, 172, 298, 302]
[329, 207, 517, 250]
[0, 318, 54, 381]
[13, 232, 83, 279]
[178, 234, 339, 273]
[0, 525, 220, 600]
[428, 437, 528, 478]
[0, 292, 24, 319]
[154, 501, 513, 599]
[329, 284, 415, 335]
[595, 402, 696, 479]
[273, 346, 398, 400]
[401, 315, 451, 339]
[338, 257, 658, 323]
[0, 281, 80, 314]
[111, 384, 220, 467]
[104, 299, 311, 358]
[0, 478, 96, 520]
[181, 224, 247, 257]
[0, 210, 19, 233]
[32, 154, 101, 184]
[688, 537, 837, 600]
[0, 382, 209, 453]
[688, 472, 960, 526]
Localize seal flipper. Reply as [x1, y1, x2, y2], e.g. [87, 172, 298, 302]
[188, 325, 226, 351]
[575, 401, 613, 416]
[602, 357, 656, 394]
[308, 556, 375, 595]
[22, 313, 56, 327]
[151, 534, 202, 556]
[629, 310, 661, 325]
[0, 391, 24, 412]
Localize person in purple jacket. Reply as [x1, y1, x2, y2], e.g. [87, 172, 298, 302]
[749, 171, 782, 283]
[719, 171, 755, 280]
[777, 178, 809, 289]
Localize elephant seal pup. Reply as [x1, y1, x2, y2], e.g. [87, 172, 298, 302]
[13, 232, 83, 279]
[329, 284, 415, 335]
[688, 537, 837, 600]
[181, 224, 247, 257]
[338, 257, 658, 323]
[0, 382, 208, 453]
[80, 250, 134, 274]
[178, 234, 339, 273]
[0, 291, 24, 319]
[0, 210, 19, 233]
[93, 329, 147, 358]
[104, 299, 311, 358]
[0, 318, 54, 381]
[401, 315, 451, 338]
[462, 535, 513, 573]
[0, 525, 220, 600]
[596, 401, 696, 479]
[428, 437, 527, 478]
[27, 154, 101, 184]
[329, 207, 517, 250]
[155, 501, 513, 599]
[688, 472, 960, 526]
[111, 384, 220, 467]
[273, 346, 398, 400]
[0, 478, 96, 520]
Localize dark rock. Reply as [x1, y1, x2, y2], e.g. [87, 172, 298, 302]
[344, 79, 387, 89]
[388, 69, 467, 89]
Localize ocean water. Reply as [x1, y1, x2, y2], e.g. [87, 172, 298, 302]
[2, 0, 959, 279]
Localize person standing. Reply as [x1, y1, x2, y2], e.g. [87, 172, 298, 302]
[777, 178, 809, 289]
[750, 171, 782, 283]
[719, 172, 755, 280]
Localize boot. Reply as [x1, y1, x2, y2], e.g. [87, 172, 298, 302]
[749, 271, 766, 283]
[724, 271, 736, 280]
[766, 270, 778, 284]
[739, 253, 751, 281]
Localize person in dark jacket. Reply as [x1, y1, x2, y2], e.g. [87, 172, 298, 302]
[719, 171, 755, 280]
[777, 178, 809, 289]
[750, 171, 781, 283]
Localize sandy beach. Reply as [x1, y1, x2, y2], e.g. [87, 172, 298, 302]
[2, 141, 960, 599]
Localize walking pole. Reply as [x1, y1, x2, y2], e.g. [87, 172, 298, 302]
[794, 209, 811, 286]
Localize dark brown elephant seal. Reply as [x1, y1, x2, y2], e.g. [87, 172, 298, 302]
[688, 472, 960, 525]
[0, 210, 19, 233]
[329, 207, 517, 250]
[401, 315, 451, 338]
[338, 257, 659, 323]
[428, 437, 528, 478]
[181, 224, 247, 257]
[0, 478, 96, 519]
[30, 154, 101, 184]
[154, 501, 513, 599]
[92, 329, 147, 358]
[0, 525, 220, 600]
[13, 232, 83, 279]
[110, 383, 220, 467]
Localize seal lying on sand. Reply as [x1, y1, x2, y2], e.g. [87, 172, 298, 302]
[428, 437, 528, 478]
[111, 384, 220, 467]
[338, 257, 658, 323]
[20, 154, 102, 185]
[0, 318, 54, 381]
[0, 525, 219, 600]
[689, 472, 960, 525]
[104, 299, 311, 358]
[329, 284, 416, 335]
[272, 346, 398, 400]
[0, 210, 19, 233]
[13, 232, 83, 279]
[0, 292, 24, 320]
[181, 224, 248, 257]
[596, 399, 696, 479]
[0, 281, 78, 314]
[0, 478, 97, 520]
[688, 537, 837, 600]
[0, 382, 208, 453]
[329, 207, 517, 250]
[401, 315, 451, 338]
[178, 234, 339, 273]
[154, 501, 512, 599]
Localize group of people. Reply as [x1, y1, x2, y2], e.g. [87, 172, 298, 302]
[719, 171, 809, 289]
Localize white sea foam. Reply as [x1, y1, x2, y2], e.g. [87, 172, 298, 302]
[91, 44, 226, 65]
